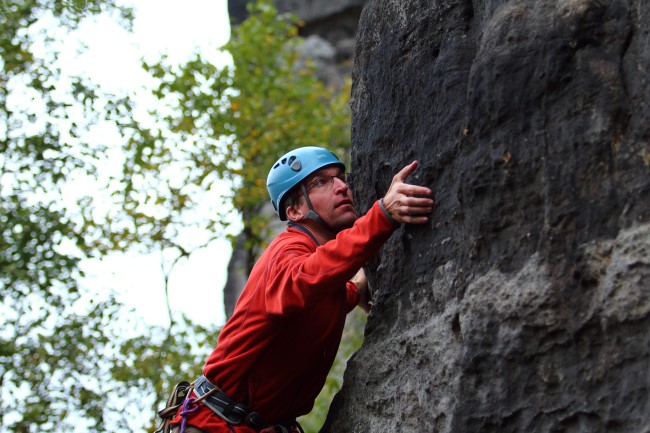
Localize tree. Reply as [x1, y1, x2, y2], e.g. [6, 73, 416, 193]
[1, 2, 212, 432]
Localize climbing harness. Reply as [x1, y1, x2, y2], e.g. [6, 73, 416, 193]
[156, 376, 303, 433]
[193, 375, 262, 427]
[193, 376, 303, 432]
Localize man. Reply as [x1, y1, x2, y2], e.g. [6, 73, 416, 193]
[170, 146, 434, 433]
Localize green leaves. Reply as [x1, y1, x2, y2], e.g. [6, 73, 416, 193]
[137, 0, 351, 275]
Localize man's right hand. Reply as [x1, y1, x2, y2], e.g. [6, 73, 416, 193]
[351, 268, 371, 313]
[382, 161, 434, 224]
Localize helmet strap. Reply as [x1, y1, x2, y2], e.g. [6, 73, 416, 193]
[295, 183, 338, 235]
[300, 183, 322, 224]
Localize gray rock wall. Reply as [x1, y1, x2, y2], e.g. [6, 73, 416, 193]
[322, 0, 650, 432]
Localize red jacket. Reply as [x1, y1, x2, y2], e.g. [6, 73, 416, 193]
[176, 200, 396, 431]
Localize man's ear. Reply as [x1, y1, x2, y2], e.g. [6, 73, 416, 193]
[286, 203, 305, 222]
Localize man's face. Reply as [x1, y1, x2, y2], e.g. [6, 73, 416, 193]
[302, 166, 357, 232]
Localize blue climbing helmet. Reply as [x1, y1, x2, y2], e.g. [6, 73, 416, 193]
[267, 146, 345, 221]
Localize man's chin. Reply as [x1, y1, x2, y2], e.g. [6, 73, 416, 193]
[333, 212, 357, 232]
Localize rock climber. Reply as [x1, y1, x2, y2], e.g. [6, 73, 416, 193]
[166, 146, 434, 433]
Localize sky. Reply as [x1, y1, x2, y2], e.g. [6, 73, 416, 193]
[62, 0, 236, 329]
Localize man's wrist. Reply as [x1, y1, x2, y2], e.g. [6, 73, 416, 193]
[379, 199, 400, 227]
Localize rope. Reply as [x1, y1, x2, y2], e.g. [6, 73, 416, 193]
[179, 397, 200, 433]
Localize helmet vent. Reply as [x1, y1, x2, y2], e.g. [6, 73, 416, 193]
[289, 156, 302, 171]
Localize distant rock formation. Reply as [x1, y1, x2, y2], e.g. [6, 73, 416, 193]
[321, 0, 650, 432]
[229, 0, 366, 85]
[229, 0, 365, 45]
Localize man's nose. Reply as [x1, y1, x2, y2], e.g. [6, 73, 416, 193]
[332, 177, 349, 193]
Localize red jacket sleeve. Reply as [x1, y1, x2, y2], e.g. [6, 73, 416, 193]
[263, 200, 396, 315]
[345, 281, 360, 313]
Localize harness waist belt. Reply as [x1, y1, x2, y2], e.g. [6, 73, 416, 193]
[193, 375, 269, 429]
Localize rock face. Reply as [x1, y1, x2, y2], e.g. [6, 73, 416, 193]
[322, 0, 650, 432]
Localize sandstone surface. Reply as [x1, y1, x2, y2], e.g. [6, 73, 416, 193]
[322, 1, 650, 432]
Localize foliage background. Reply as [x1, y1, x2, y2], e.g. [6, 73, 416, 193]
[1, 0, 362, 432]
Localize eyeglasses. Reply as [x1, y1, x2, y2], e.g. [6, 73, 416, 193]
[305, 173, 352, 191]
